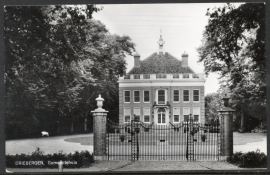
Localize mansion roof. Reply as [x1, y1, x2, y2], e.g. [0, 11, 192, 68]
[128, 52, 194, 74]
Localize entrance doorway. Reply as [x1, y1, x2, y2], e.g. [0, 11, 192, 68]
[157, 108, 166, 124]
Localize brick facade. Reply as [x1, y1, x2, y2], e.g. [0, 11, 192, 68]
[119, 85, 205, 124]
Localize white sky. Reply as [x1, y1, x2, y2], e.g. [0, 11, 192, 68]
[92, 3, 243, 95]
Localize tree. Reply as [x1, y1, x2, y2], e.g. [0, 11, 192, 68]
[5, 5, 135, 138]
[197, 3, 266, 131]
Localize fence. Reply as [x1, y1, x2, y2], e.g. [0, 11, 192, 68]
[106, 117, 220, 161]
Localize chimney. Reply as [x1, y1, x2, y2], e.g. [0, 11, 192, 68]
[182, 51, 188, 67]
[134, 52, 140, 67]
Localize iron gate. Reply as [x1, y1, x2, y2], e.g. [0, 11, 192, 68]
[106, 117, 220, 161]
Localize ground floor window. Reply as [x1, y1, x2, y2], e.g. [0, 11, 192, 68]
[183, 107, 190, 121]
[193, 107, 200, 122]
[157, 108, 166, 124]
[143, 108, 150, 123]
[173, 107, 180, 123]
[124, 108, 131, 123]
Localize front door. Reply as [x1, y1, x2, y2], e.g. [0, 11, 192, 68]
[157, 108, 166, 124]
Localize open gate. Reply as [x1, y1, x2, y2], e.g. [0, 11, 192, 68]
[106, 116, 220, 161]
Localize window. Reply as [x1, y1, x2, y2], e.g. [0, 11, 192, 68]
[183, 90, 189, 102]
[124, 91, 130, 103]
[134, 91, 140, 103]
[144, 91, 150, 103]
[173, 107, 180, 123]
[183, 107, 190, 121]
[183, 74, 189, 78]
[193, 74, 199, 78]
[173, 74, 179, 78]
[157, 108, 166, 124]
[134, 108, 141, 121]
[193, 90, 200, 102]
[143, 74, 150, 79]
[124, 108, 131, 123]
[124, 75, 130, 79]
[193, 107, 200, 122]
[156, 74, 167, 79]
[134, 74, 140, 79]
[158, 90, 165, 104]
[173, 90, 180, 102]
[143, 108, 150, 123]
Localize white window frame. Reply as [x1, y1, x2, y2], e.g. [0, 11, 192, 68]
[143, 90, 150, 103]
[183, 90, 190, 103]
[143, 107, 150, 123]
[156, 89, 167, 105]
[193, 107, 200, 122]
[193, 89, 200, 103]
[173, 107, 180, 123]
[133, 90, 140, 103]
[133, 107, 141, 121]
[124, 90, 131, 103]
[124, 108, 131, 123]
[183, 107, 190, 121]
[173, 90, 180, 103]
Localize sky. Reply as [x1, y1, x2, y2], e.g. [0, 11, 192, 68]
[92, 3, 243, 95]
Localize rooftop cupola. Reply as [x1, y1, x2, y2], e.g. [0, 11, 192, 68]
[157, 30, 165, 54]
[134, 52, 140, 67]
[182, 51, 188, 67]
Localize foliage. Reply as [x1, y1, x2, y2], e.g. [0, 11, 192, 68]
[229, 149, 267, 168]
[198, 3, 266, 126]
[5, 5, 135, 139]
[6, 148, 94, 168]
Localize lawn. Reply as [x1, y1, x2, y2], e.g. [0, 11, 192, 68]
[6, 132, 266, 155]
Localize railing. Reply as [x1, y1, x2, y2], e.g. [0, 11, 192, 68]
[120, 73, 204, 80]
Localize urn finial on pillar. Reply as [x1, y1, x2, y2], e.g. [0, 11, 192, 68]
[218, 90, 235, 161]
[91, 95, 108, 161]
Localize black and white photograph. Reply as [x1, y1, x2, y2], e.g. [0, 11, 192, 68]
[4, 2, 267, 173]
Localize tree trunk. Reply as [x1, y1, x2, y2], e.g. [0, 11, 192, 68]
[71, 121, 73, 133]
[240, 110, 245, 133]
[84, 113, 87, 132]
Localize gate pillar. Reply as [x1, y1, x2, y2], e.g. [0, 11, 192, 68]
[218, 93, 235, 161]
[91, 95, 108, 161]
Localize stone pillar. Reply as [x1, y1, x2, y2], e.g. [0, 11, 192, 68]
[218, 93, 235, 161]
[91, 95, 108, 161]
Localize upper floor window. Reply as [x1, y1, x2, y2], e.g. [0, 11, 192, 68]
[183, 90, 189, 102]
[183, 74, 189, 78]
[157, 90, 165, 104]
[124, 91, 130, 103]
[144, 91, 150, 103]
[143, 74, 150, 79]
[134, 91, 140, 103]
[134, 74, 140, 79]
[193, 90, 200, 102]
[173, 90, 180, 102]
[156, 74, 167, 79]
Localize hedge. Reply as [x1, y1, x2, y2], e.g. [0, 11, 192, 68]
[229, 149, 267, 168]
[6, 148, 94, 168]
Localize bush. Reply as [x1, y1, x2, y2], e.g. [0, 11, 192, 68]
[6, 148, 94, 168]
[229, 149, 267, 168]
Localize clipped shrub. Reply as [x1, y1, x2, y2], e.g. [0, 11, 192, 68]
[229, 149, 267, 168]
[6, 148, 94, 168]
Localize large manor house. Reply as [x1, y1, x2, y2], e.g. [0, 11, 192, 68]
[118, 34, 206, 125]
